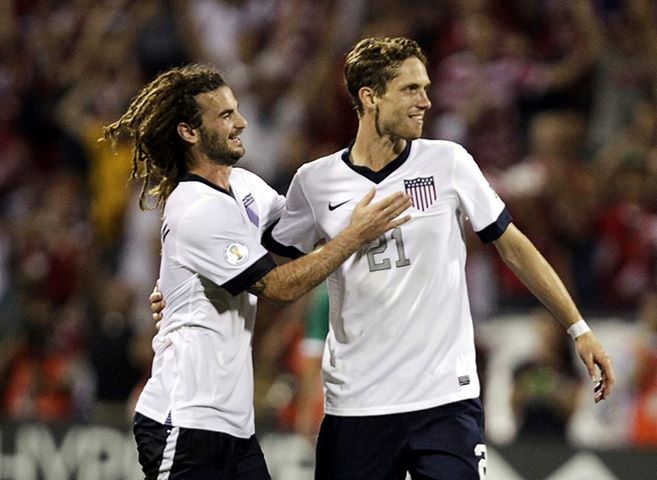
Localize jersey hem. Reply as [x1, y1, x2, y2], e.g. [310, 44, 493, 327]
[135, 406, 255, 439]
[134, 405, 169, 426]
[323, 389, 479, 417]
[171, 414, 254, 439]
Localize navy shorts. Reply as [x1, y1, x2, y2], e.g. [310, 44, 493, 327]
[315, 398, 486, 480]
[133, 412, 271, 480]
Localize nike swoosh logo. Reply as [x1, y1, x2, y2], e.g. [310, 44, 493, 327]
[328, 199, 352, 211]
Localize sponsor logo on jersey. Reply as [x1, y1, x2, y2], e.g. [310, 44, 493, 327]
[328, 199, 351, 211]
[224, 241, 249, 265]
[404, 176, 437, 211]
[458, 375, 471, 386]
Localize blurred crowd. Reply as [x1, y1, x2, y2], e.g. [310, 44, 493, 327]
[0, 0, 656, 451]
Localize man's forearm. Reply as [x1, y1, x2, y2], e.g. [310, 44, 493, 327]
[251, 189, 411, 304]
[250, 230, 361, 304]
[494, 224, 582, 328]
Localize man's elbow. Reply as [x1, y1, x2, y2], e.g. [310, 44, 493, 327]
[261, 285, 298, 306]
[493, 227, 531, 268]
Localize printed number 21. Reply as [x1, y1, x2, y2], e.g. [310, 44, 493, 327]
[366, 227, 411, 272]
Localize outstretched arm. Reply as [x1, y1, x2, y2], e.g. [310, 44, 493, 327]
[493, 223, 615, 403]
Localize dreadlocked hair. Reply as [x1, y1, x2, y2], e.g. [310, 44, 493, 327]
[103, 64, 227, 210]
[344, 37, 427, 114]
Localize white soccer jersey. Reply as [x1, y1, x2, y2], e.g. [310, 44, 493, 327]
[136, 168, 285, 438]
[271, 139, 510, 416]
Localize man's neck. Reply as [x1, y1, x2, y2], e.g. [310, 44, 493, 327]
[187, 162, 232, 191]
[350, 122, 406, 172]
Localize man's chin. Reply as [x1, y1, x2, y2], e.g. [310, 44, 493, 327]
[401, 131, 422, 141]
[225, 153, 243, 166]
[398, 125, 423, 141]
[208, 150, 244, 166]
[230, 147, 245, 163]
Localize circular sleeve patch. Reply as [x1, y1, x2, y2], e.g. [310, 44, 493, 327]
[224, 241, 249, 265]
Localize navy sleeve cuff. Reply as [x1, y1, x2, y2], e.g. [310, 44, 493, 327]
[261, 220, 305, 259]
[476, 208, 513, 243]
[221, 253, 277, 296]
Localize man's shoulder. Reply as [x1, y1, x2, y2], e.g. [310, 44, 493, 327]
[166, 182, 233, 222]
[296, 149, 346, 179]
[231, 167, 269, 187]
[169, 180, 228, 203]
[411, 139, 472, 169]
[413, 138, 465, 154]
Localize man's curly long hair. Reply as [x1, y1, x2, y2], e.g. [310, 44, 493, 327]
[103, 64, 226, 210]
[344, 37, 427, 115]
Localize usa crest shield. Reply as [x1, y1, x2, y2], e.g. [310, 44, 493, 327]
[404, 176, 437, 211]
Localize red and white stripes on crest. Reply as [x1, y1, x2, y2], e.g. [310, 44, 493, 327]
[404, 176, 437, 212]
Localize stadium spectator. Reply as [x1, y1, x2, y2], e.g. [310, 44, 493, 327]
[629, 289, 657, 446]
[511, 310, 583, 439]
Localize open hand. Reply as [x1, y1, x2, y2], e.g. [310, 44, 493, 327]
[575, 332, 615, 403]
[348, 188, 412, 243]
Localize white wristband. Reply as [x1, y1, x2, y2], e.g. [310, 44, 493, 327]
[567, 319, 591, 339]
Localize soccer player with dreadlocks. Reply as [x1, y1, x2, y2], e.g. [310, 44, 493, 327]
[104, 64, 411, 479]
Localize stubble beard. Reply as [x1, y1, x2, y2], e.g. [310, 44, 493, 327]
[375, 106, 422, 143]
[199, 126, 244, 166]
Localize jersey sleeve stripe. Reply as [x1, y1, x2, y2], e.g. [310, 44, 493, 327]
[476, 208, 513, 243]
[261, 220, 306, 259]
[221, 253, 277, 296]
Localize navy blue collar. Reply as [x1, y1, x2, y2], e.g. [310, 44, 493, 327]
[179, 173, 234, 198]
[341, 140, 412, 183]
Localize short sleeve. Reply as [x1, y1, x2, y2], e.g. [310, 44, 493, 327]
[269, 171, 321, 254]
[453, 146, 511, 242]
[177, 197, 275, 295]
[250, 174, 286, 232]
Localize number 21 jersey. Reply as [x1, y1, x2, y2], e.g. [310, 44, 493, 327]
[271, 139, 511, 416]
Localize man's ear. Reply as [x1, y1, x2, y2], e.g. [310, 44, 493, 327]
[177, 123, 198, 144]
[358, 87, 377, 111]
